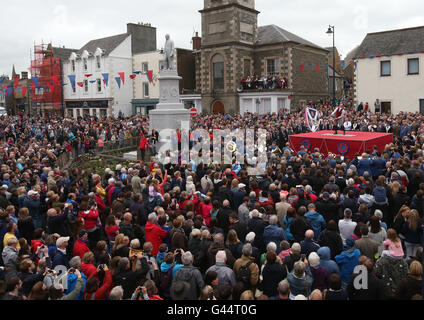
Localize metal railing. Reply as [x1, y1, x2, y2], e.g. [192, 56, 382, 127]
[56, 136, 140, 169]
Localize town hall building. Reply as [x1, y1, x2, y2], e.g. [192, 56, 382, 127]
[194, 0, 329, 114]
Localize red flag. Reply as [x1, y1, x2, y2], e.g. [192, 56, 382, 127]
[77, 82, 84, 87]
[350, 61, 354, 67]
[147, 70, 153, 83]
[85, 74, 93, 78]
[397, 53, 403, 56]
[21, 86, 27, 97]
[130, 74, 136, 79]
[300, 65, 304, 72]
[315, 64, 320, 71]
[118, 72, 125, 85]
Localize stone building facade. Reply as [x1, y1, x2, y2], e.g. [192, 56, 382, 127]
[197, 0, 329, 114]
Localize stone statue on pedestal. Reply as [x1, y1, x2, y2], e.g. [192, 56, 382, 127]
[164, 34, 175, 70]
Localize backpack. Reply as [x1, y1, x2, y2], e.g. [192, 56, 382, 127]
[237, 261, 253, 288]
[159, 265, 174, 294]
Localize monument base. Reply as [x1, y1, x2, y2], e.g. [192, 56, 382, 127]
[149, 108, 190, 133]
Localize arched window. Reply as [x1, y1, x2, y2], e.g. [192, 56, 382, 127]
[212, 54, 224, 90]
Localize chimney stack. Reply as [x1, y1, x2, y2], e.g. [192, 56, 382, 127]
[192, 31, 201, 51]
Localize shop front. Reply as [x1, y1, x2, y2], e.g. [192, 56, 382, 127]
[65, 99, 111, 118]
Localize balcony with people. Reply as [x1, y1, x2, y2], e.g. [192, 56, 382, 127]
[238, 74, 289, 93]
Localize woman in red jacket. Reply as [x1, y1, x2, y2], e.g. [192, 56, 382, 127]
[139, 134, 149, 161]
[198, 196, 213, 227]
[84, 265, 113, 300]
[78, 200, 100, 249]
[144, 213, 168, 256]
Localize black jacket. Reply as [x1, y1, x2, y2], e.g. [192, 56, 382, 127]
[395, 275, 423, 300]
[291, 216, 311, 243]
[217, 207, 233, 235]
[113, 258, 150, 299]
[229, 221, 248, 243]
[248, 217, 268, 252]
[317, 230, 343, 259]
[315, 199, 339, 223]
[260, 262, 287, 297]
[347, 273, 388, 300]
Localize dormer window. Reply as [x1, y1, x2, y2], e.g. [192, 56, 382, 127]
[83, 58, 88, 71]
[96, 55, 101, 69]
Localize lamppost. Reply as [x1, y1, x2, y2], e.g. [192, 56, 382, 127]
[326, 25, 336, 107]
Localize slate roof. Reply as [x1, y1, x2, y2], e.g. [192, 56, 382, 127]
[257, 25, 326, 51]
[355, 26, 424, 58]
[78, 33, 129, 55]
[52, 47, 79, 61]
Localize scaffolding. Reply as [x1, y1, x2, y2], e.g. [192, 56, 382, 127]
[30, 43, 62, 114]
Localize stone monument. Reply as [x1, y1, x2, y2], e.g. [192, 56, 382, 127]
[149, 34, 190, 152]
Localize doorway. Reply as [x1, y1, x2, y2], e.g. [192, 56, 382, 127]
[420, 99, 424, 115]
[381, 102, 391, 114]
[212, 101, 225, 114]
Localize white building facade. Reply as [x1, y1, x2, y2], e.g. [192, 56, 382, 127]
[354, 26, 424, 114]
[63, 35, 133, 118]
[239, 91, 291, 115]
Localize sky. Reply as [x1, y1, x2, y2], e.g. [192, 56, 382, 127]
[1, 0, 424, 77]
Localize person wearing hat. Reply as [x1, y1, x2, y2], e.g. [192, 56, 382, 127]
[169, 281, 191, 300]
[73, 230, 90, 260]
[335, 236, 362, 286]
[22, 190, 41, 229]
[52, 237, 70, 269]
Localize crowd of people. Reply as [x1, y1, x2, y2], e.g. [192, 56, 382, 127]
[1, 101, 424, 301]
[239, 75, 289, 91]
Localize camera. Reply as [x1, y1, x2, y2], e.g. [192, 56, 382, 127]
[68, 268, 75, 273]
[300, 254, 306, 262]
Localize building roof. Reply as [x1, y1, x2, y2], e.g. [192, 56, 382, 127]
[257, 25, 326, 50]
[78, 33, 129, 55]
[52, 47, 79, 60]
[344, 45, 360, 67]
[355, 26, 424, 58]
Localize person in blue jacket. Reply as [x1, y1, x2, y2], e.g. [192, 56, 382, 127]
[317, 247, 340, 275]
[370, 152, 387, 179]
[304, 203, 326, 240]
[335, 237, 361, 286]
[65, 256, 87, 300]
[357, 153, 372, 176]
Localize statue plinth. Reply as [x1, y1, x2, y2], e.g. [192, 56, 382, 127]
[149, 69, 190, 141]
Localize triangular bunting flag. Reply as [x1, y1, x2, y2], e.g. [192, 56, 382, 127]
[118, 72, 125, 85]
[77, 82, 84, 87]
[300, 65, 304, 72]
[68, 75, 76, 91]
[147, 70, 153, 84]
[133, 71, 142, 75]
[31, 76, 39, 88]
[89, 80, 96, 84]
[115, 77, 121, 88]
[130, 74, 137, 79]
[315, 64, 320, 71]
[13, 76, 19, 89]
[102, 73, 109, 86]
[85, 74, 93, 78]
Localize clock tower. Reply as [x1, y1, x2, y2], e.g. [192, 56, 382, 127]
[199, 0, 259, 114]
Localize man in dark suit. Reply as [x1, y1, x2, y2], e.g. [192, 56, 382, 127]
[229, 212, 247, 243]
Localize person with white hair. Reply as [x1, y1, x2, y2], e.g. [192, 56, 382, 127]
[173, 251, 205, 300]
[247, 208, 268, 252]
[205, 250, 237, 288]
[144, 212, 168, 256]
[275, 193, 291, 227]
[109, 285, 124, 300]
[308, 252, 330, 292]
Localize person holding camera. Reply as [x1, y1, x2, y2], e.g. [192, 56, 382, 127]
[131, 280, 163, 300]
[83, 264, 112, 300]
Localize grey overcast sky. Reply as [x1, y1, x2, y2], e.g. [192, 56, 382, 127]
[1, 0, 424, 77]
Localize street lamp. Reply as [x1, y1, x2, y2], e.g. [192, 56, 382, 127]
[326, 25, 336, 107]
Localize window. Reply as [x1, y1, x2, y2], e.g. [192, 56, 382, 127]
[381, 61, 391, 76]
[212, 54, 224, 90]
[244, 59, 251, 77]
[67, 109, 74, 118]
[97, 79, 102, 92]
[143, 82, 149, 97]
[142, 62, 148, 72]
[408, 58, 419, 75]
[83, 58, 88, 71]
[420, 99, 424, 115]
[96, 56, 101, 69]
[84, 80, 88, 93]
[266, 58, 279, 75]
[76, 109, 81, 117]
[100, 109, 107, 118]
[381, 101, 391, 114]
[71, 60, 75, 72]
